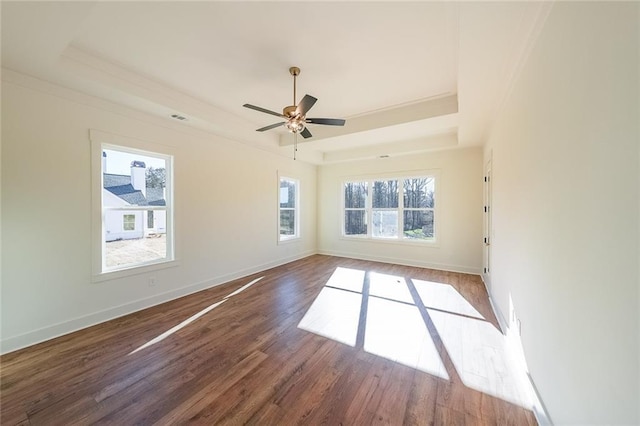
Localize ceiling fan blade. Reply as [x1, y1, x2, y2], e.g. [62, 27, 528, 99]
[243, 104, 286, 118]
[306, 118, 346, 126]
[300, 127, 313, 139]
[295, 95, 318, 116]
[256, 122, 285, 132]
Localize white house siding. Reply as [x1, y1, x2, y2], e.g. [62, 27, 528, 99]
[102, 188, 144, 241]
[104, 209, 144, 241]
[148, 210, 166, 235]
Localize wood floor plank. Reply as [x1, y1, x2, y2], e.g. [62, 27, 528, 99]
[403, 371, 439, 425]
[303, 353, 372, 424]
[341, 356, 390, 423]
[0, 255, 536, 425]
[435, 403, 466, 425]
[369, 362, 415, 425]
[155, 350, 269, 424]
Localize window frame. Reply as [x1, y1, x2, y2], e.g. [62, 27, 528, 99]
[343, 180, 368, 238]
[371, 179, 400, 239]
[278, 174, 300, 243]
[123, 214, 136, 231]
[402, 177, 436, 241]
[90, 130, 177, 281]
[341, 172, 438, 245]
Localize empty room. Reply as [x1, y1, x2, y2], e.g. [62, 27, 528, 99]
[1, 2, 638, 425]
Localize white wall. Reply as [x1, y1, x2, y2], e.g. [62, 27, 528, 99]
[484, 3, 639, 423]
[317, 148, 483, 274]
[1, 74, 317, 353]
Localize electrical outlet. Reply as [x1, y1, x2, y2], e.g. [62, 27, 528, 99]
[148, 277, 156, 287]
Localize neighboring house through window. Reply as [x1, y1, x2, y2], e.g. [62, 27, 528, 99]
[279, 176, 299, 241]
[100, 145, 173, 272]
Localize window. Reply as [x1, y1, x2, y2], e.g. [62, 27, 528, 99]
[98, 143, 174, 273]
[343, 175, 435, 242]
[123, 214, 136, 231]
[372, 180, 399, 238]
[279, 176, 299, 241]
[344, 181, 367, 236]
[403, 177, 435, 240]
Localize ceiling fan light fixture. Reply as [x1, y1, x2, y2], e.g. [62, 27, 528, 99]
[285, 119, 304, 133]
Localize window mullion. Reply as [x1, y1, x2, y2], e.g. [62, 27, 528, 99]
[399, 185, 404, 239]
[367, 180, 372, 238]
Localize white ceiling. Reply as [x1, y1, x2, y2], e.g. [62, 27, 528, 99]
[1, 1, 551, 164]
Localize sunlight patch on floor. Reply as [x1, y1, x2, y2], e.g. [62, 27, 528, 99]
[325, 266, 365, 293]
[365, 296, 448, 379]
[223, 276, 264, 299]
[297, 266, 535, 411]
[129, 299, 227, 355]
[412, 279, 484, 319]
[428, 308, 533, 409]
[369, 272, 413, 304]
[298, 287, 362, 347]
[128, 276, 264, 355]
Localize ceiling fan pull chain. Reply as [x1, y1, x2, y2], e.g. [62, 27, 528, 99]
[294, 133, 298, 160]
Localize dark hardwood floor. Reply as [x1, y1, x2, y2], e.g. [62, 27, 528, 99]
[0, 255, 537, 425]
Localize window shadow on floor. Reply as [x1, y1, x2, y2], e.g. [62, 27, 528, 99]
[297, 266, 536, 422]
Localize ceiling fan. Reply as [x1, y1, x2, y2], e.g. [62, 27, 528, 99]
[243, 66, 346, 139]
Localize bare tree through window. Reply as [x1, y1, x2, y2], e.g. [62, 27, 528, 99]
[343, 176, 435, 241]
[403, 177, 435, 239]
[344, 181, 368, 236]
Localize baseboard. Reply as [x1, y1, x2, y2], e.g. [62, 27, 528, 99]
[318, 249, 482, 275]
[478, 276, 553, 425]
[528, 373, 553, 425]
[479, 274, 509, 334]
[0, 250, 317, 355]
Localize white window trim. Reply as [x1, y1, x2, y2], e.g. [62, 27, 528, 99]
[342, 180, 368, 238]
[90, 129, 178, 281]
[340, 171, 439, 246]
[277, 172, 300, 243]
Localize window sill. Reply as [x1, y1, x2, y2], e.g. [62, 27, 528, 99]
[278, 236, 301, 245]
[339, 236, 439, 248]
[92, 259, 180, 283]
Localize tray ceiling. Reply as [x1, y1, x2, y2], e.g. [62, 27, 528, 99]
[1, 2, 551, 163]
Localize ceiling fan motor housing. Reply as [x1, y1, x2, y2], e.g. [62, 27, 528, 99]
[283, 105, 298, 118]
